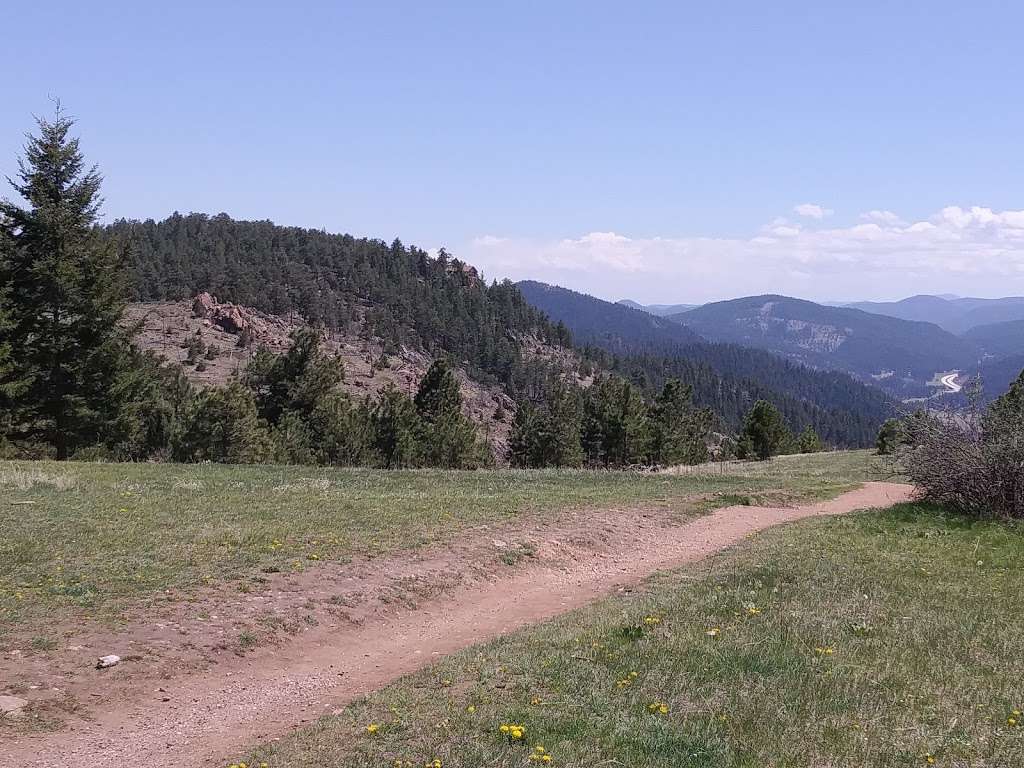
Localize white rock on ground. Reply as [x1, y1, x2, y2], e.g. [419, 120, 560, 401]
[0, 694, 28, 717]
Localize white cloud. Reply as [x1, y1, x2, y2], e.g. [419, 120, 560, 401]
[461, 205, 1024, 302]
[793, 203, 834, 219]
[861, 210, 903, 225]
[472, 234, 507, 247]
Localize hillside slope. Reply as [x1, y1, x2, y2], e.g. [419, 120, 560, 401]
[963, 318, 1024, 358]
[123, 296, 518, 456]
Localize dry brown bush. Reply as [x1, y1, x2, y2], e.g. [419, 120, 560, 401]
[894, 374, 1024, 520]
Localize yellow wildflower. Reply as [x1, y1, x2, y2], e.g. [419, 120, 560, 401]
[365, 723, 379, 734]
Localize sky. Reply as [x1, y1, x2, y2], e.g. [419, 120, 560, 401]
[3, 1, 1024, 304]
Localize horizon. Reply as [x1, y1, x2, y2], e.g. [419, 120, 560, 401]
[5, 2, 1024, 303]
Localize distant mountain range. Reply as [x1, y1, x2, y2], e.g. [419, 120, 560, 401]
[623, 292, 1024, 335]
[616, 299, 698, 316]
[544, 287, 1024, 401]
[844, 294, 1024, 334]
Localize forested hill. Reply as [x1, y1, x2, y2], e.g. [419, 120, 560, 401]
[518, 280, 703, 350]
[518, 281, 896, 446]
[106, 213, 571, 388]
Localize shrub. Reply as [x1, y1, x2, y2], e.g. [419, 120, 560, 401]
[895, 372, 1024, 519]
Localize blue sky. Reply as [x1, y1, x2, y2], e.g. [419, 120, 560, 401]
[3, 1, 1023, 302]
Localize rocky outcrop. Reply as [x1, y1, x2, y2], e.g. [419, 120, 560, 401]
[191, 292, 273, 337]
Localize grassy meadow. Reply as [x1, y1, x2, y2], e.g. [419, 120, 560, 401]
[240, 503, 1024, 768]
[0, 451, 879, 636]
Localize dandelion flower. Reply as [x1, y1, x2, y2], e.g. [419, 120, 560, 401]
[366, 723, 379, 734]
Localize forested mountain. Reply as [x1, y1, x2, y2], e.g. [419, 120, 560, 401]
[964, 319, 1024, 358]
[847, 294, 1024, 333]
[106, 213, 571, 391]
[521, 281, 703, 350]
[977, 354, 1024, 401]
[518, 281, 895, 446]
[669, 295, 977, 384]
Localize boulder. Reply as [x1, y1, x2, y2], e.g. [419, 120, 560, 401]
[192, 292, 218, 318]
[0, 694, 28, 717]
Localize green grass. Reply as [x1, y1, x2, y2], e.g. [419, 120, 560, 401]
[238, 503, 1024, 768]
[0, 451, 879, 636]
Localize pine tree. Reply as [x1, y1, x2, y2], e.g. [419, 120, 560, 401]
[797, 425, 824, 453]
[544, 379, 584, 467]
[647, 379, 712, 465]
[875, 418, 901, 455]
[740, 400, 786, 461]
[582, 375, 648, 467]
[508, 401, 546, 468]
[173, 381, 272, 463]
[0, 228, 30, 441]
[244, 327, 343, 424]
[0, 111, 130, 457]
[414, 359, 487, 468]
[372, 385, 421, 468]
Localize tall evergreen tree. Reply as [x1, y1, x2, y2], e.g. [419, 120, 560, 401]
[173, 381, 272, 464]
[582, 375, 649, 467]
[797, 425, 824, 453]
[414, 359, 487, 468]
[0, 111, 130, 457]
[647, 379, 712, 465]
[508, 401, 547, 468]
[739, 400, 786, 461]
[508, 379, 584, 468]
[372, 385, 421, 468]
[0, 228, 28, 441]
[875, 418, 901, 455]
[543, 379, 584, 467]
[244, 327, 344, 423]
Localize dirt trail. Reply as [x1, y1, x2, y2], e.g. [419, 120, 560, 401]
[1, 482, 914, 767]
